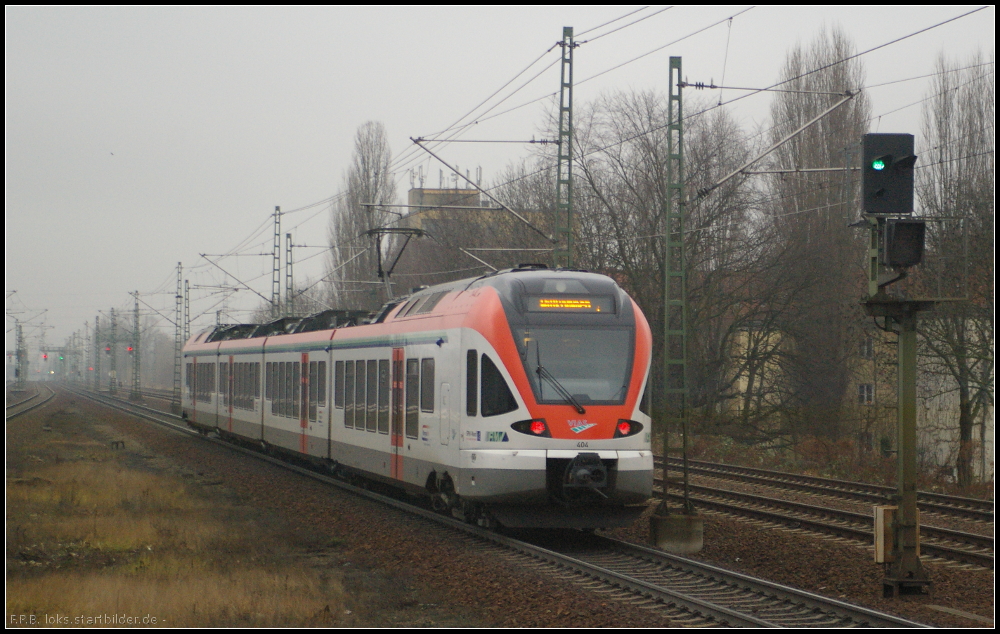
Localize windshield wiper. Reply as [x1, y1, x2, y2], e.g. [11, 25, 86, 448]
[536, 365, 586, 414]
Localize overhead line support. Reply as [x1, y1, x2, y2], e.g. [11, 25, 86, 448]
[554, 26, 576, 268]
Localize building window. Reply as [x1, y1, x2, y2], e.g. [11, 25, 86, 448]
[858, 383, 874, 405]
[859, 336, 874, 359]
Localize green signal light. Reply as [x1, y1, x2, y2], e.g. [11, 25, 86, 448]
[872, 159, 886, 171]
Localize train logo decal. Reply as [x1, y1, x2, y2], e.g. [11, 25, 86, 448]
[487, 431, 509, 442]
[569, 420, 596, 434]
[466, 430, 481, 441]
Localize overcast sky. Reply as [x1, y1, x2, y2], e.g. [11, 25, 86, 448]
[5, 6, 995, 358]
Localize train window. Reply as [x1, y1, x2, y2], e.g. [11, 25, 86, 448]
[344, 360, 355, 427]
[639, 381, 650, 416]
[378, 359, 390, 434]
[405, 358, 419, 438]
[355, 360, 366, 429]
[420, 358, 435, 413]
[266, 363, 273, 401]
[481, 354, 518, 417]
[466, 350, 478, 417]
[277, 362, 286, 416]
[234, 363, 241, 409]
[309, 361, 318, 422]
[317, 361, 326, 408]
[219, 362, 228, 407]
[366, 360, 378, 432]
[195, 362, 215, 403]
[334, 360, 345, 409]
[253, 362, 260, 399]
[185, 362, 192, 388]
[292, 362, 301, 419]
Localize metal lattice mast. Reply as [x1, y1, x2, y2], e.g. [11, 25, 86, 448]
[130, 292, 141, 400]
[109, 308, 117, 394]
[83, 321, 89, 387]
[554, 26, 575, 269]
[285, 232, 294, 317]
[93, 315, 101, 391]
[272, 206, 282, 316]
[172, 263, 183, 408]
[14, 321, 26, 390]
[662, 57, 692, 514]
[184, 279, 190, 343]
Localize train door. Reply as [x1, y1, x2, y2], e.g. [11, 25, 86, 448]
[440, 383, 452, 445]
[390, 348, 404, 479]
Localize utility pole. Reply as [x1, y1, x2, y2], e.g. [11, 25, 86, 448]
[184, 279, 190, 342]
[14, 321, 27, 391]
[83, 320, 90, 386]
[172, 263, 183, 412]
[94, 315, 101, 391]
[651, 56, 702, 553]
[554, 26, 575, 269]
[109, 308, 117, 395]
[130, 291, 142, 401]
[272, 206, 282, 317]
[285, 232, 294, 317]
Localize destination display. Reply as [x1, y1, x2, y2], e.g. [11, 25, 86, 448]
[525, 295, 615, 313]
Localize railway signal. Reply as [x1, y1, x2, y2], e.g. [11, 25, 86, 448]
[884, 219, 926, 269]
[863, 133, 917, 215]
[860, 131, 932, 598]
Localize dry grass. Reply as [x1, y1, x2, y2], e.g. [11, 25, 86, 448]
[7, 433, 346, 627]
[7, 565, 345, 626]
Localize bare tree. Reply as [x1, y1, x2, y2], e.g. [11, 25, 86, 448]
[764, 26, 872, 441]
[326, 121, 398, 310]
[915, 51, 995, 486]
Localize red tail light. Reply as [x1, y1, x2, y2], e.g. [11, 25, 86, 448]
[616, 420, 631, 436]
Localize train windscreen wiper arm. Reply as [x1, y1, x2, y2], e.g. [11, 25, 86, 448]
[536, 365, 586, 415]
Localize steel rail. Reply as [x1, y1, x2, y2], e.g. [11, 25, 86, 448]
[657, 484, 993, 569]
[660, 456, 994, 522]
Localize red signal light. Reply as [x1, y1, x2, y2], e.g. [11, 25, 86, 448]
[42, 353, 48, 360]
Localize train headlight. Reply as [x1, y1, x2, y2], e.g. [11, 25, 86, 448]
[511, 418, 551, 438]
[613, 419, 643, 439]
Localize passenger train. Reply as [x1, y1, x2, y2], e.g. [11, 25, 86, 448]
[182, 265, 653, 528]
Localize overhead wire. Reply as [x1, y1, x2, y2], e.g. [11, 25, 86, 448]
[475, 5, 992, 210]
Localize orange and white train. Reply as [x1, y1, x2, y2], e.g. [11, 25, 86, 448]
[182, 265, 653, 528]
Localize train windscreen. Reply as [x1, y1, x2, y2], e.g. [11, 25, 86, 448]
[514, 326, 632, 405]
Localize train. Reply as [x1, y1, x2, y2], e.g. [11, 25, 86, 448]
[182, 264, 653, 529]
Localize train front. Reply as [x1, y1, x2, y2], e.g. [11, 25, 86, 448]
[461, 269, 653, 529]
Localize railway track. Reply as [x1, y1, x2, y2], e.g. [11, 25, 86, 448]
[655, 479, 993, 569]
[660, 457, 994, 523]
[6, 383, 56, 419]
[61, 384, 931, 628]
